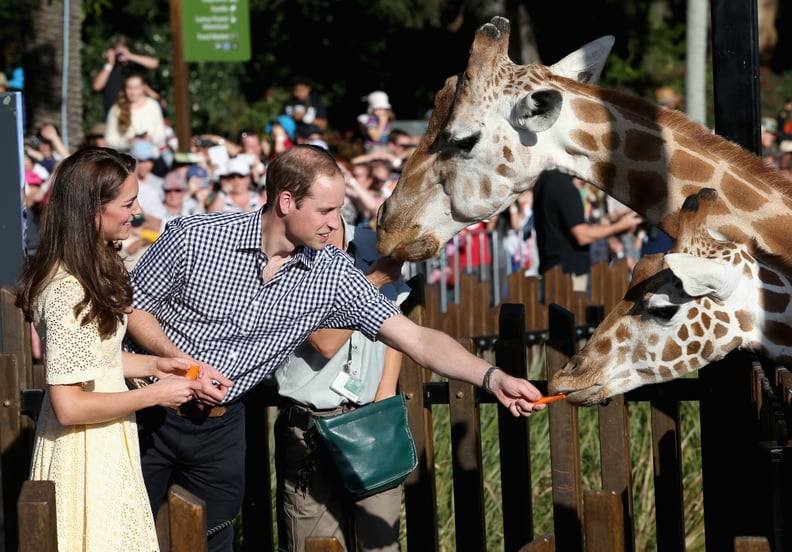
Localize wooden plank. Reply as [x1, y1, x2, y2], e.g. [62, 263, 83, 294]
[496, 304, 534, 550]
[448, 339, 486, 550]
[1, 353, 23, 551]
[1, 287, 33, 381]
[517, 532, 554, 552]
[546, 304, 583, 552]
[242, 382, 274, 550]
[17, 479, 57, 552]
[650, 398, 685, 552]
[399, 277, 440, 550]
[168, 484, 208, 552]
[597, 395, 635, 552]
[583, 490, 625, 552]
[734, 536, 772, 552]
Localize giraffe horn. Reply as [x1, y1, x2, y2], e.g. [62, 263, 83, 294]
[467, 17, 512, 79]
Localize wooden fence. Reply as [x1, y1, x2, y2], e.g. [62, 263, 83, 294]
[1, 260, 791, 551]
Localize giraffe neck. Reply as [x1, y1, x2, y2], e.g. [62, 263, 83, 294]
[549, 81, 792, 260]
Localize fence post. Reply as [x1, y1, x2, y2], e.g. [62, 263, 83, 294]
[583, 490, 625, 552]
[546, 303, 583, 552]
[17, 479, 57, 552]
[495, 303, 533, 550]
[167, 484, 208, 552]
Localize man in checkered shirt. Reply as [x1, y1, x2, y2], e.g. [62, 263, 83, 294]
[125, 145, 546, 552]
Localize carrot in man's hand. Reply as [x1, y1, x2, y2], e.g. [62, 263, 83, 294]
[186, 365, 201, 381]
[534, 393, 568, 405]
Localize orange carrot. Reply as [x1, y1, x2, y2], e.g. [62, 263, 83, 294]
[534, 393, 567, 405]
[186, 365, 201, 381]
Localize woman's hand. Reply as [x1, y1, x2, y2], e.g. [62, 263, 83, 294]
[149, 374, 202, 409]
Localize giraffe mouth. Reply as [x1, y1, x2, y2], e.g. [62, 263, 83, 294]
[563, 388, 611, 407]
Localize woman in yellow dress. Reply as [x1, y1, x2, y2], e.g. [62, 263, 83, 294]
[15, 147, 202, 552]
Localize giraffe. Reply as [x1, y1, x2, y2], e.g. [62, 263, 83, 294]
[547, 188, 792, 406]
[376, 16, 792, 267]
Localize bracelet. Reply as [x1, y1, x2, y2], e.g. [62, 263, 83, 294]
[482, 366, 499, 394]
[103, 63, 113, 72]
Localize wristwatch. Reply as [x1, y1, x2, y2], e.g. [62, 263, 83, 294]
[482, 366, 499, 394]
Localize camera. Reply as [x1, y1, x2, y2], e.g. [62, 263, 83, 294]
[195, 138, 216, 148]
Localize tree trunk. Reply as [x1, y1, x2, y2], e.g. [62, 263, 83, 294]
[22, 0, 83, 150]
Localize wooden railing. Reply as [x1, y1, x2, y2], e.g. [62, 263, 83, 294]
[2, 260, 790, 550]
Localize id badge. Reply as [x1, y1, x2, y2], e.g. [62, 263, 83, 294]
[330, 371, 363, 403]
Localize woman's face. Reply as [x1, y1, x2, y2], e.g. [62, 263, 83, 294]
[99, 173, 141, 242]
[124, 76, 146, 103]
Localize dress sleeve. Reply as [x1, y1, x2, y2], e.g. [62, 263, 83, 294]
[40, 276, 102, 385]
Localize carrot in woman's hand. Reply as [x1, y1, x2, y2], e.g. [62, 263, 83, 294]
[534, 393, 568, 405]
[186, 365, 200, 381]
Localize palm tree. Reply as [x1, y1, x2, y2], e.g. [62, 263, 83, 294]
[23, 0, 82, 149]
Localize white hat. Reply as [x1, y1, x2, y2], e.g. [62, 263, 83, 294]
[367, 91, 391, 112]
[226, 156, 251, 177]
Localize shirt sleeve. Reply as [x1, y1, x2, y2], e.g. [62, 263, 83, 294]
[130, 218, 187, 312]
[39, 276, 102, 385]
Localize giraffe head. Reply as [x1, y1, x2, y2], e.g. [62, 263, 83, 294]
[548, 188, 792, 406]
[376, 16, 615, 261]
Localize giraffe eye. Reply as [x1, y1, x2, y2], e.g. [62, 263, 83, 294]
[447, 133, 480, 153]
[647, 305, 678, 321]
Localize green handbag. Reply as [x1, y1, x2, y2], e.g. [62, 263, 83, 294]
[313, 393, 418, 498]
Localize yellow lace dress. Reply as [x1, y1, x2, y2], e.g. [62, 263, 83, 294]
[29, 269, 159, 552]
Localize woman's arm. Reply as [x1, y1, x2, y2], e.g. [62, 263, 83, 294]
[48, 375, 200, 426]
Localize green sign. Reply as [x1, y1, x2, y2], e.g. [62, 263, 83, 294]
[181, 0, 251, 62]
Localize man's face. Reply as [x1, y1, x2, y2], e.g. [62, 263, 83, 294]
[136, 158, 153, 178]
[285, 173, 345, 251]
[241, 134, 262, 157]
[293, 83, 311, 101]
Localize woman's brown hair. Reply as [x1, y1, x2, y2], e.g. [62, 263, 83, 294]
[16, 147, 137, 339]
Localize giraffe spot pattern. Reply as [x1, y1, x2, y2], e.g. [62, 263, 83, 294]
[668, 150, 715, 183]
[662, 340, 683, 361]
[734, 310, 754, 332]
[765, 320, 792, 346]
[759, 289, 791, 314]
[601, 131, 620, 152]
[569, 97, 613, 124]
[626, 170, 667, 210]
[591, 162, 617, 193]
[623, 129, 663, 162]
[720, 173, 767, 212]
[757, 266, 784, 287]
[753, 216, 792, 254]
[690, 322, 704, 337]
[594, 338, 612, 355]
[569, 129, 598, 153]
[496, 164, 516, 179]
[713, 311, 730, 323]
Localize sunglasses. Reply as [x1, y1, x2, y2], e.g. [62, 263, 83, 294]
[164, 189, 185, 194]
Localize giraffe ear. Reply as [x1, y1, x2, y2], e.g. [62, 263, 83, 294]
[548, 35, 615, 84]
[514, 90, 562, 132]
[664, 253, 741, 301]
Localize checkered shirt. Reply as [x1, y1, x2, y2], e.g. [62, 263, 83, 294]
[125, 208, 400, 404]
